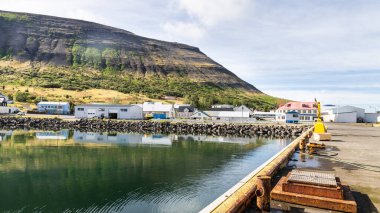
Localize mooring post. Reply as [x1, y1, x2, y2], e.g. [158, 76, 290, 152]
[256, 175, 271, 212]
[304, 134, 310, 143]
[299, 138, 306, 150]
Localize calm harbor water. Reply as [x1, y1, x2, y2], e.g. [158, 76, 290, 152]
[0, 130, 291, 212]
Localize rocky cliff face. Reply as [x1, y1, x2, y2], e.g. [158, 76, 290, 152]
[0, 10, 260, 92]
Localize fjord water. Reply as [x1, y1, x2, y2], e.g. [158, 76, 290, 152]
[0, 130, 291, 212]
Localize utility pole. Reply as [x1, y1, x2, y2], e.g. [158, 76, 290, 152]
[241, 106, 243, 124]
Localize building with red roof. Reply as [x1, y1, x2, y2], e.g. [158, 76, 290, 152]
[276, 101, 317, 122]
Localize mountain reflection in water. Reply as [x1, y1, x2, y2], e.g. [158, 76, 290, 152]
[0, 129, 290, 212]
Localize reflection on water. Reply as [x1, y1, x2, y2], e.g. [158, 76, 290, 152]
[0, 130, 291, 212]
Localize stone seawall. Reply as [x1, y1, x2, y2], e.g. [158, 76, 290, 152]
[0, 117, 309, 137]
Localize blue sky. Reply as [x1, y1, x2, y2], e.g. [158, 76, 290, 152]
[1, 0, 380, 106]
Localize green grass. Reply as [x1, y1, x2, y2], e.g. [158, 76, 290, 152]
[0, 65, 280, 110]
[0, 12, 29, 21]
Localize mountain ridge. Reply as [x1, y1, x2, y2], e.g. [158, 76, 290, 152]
[0, 10, 280, 110]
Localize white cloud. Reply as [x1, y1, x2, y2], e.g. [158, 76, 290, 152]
[66, 9, 107, 24]
[1, 0, 380, 104]
[265, 89, 380, 105]
[163, 21, 205, 41]
[177, 0, 251, 26]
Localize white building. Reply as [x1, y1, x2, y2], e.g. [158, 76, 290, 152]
[364, 113, 380, 123]
[233, 105, 253, 114]
[37, 102, 71, 114]
[190, 111, 210, 120]
[36, 130, 69, 140]
[252, 111, 276, 119]
[276, 111, 300, 123]
[0, 106, 20, 114]
[175, 106, 195, 118]
[322, 105, 365, 123]
[75, 104, 143, 120]
[142, 102, 175, 119]
[203, 110, 255, 122]
[276, 102, 317, 122]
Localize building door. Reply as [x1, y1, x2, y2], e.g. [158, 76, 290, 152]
[109, 113, 118, 119]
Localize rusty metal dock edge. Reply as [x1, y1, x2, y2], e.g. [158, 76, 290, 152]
[200, 126, 314, 213]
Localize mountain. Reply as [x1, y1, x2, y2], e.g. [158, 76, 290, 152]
[0, 10, 279, 110]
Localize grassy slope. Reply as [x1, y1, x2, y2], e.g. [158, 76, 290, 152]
[0, 60, 285, 111]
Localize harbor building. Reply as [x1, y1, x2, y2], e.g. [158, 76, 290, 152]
[0, 96, 7, 106]
[276, 102, 317, 122]
[275, 111, 300, 123]
[364, 112, 380, 123]
[322, 105, 377, 123]
[75, 104, 143, 120]
[175, 106, 195, 118]
[37, 102, 70, 115]
[142, 102, 175, 119]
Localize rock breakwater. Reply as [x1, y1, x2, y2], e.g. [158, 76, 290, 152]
[0, 117, 309, 137]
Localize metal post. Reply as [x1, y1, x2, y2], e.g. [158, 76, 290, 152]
[256, 175, 271, 212]
[241, 106, 243, 124]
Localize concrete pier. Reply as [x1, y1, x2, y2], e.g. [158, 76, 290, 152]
[285, 123, 380, 212]
[200, 127, 314, 212]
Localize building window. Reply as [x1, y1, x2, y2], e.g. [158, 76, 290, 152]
[77, 108, 84, 111]
[58, 106, 63, 109]
[120, 109, 128, 112]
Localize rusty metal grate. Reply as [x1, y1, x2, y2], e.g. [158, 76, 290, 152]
[288, 170, 337, 187]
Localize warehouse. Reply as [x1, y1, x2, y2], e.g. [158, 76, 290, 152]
[37, 102, 71, 115]
[75, 104, 143, 120]
[322, 105, 365, 123]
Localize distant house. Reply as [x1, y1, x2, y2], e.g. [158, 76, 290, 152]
[143, 102, 175, 119]
[276, 111, 300, 123]
[74, 104, 143, 120]
[0, 106, 19, 114]
[37, 102, 71, 115]
[276, 102, 317, 122]
[0, 97, 7, 106]
[190, 111, 210, 120]
[233, 105, 252, 113]
[176, 106, 195, 118]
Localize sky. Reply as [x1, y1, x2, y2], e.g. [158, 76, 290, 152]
[1, 0, 380, 107]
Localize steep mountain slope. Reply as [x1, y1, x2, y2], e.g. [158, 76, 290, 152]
[0, 10, 279, 109]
